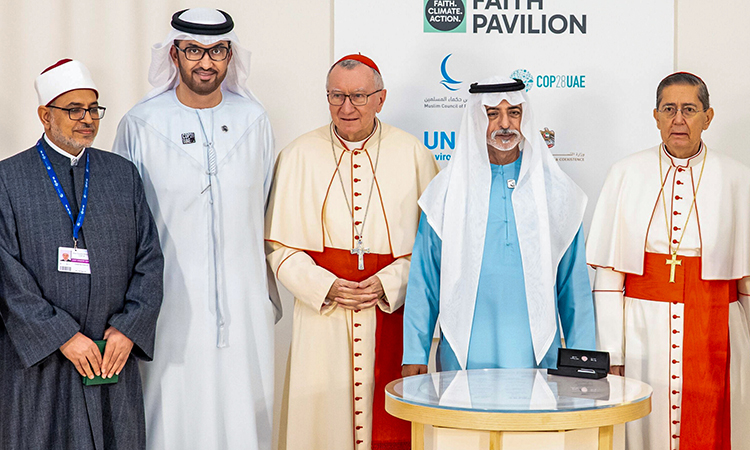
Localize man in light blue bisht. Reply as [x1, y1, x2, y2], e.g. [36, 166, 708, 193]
[402, 76, 595, 376]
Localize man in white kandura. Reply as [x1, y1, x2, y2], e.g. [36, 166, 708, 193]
[112, 8, 279, 450]
[402, 76, 594, 376]
[265, 54, 439, 450]
[587, 72, 750, 450]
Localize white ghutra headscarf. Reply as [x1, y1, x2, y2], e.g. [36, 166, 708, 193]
[139, 8, 259, 104]
[418, 76, 587, 368]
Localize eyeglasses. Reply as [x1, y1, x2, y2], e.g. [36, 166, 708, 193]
[174, 44, 231, 61]
[657, 105, 706, 119]
[327, 89, 383, 106]
[47, 105, 106, 121]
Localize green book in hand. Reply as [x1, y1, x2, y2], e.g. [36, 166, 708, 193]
[82, 340, 119, 386]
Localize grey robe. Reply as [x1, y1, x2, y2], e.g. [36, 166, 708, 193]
[0, 138, 164, 450]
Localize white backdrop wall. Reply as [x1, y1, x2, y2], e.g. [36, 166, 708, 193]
[0, 1, 747, 449]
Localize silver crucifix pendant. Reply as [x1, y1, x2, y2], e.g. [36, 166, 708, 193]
[350, 239, 371, 271]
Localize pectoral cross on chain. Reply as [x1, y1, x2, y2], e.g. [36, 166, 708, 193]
[351, 239, 370, 271]
[665, 253, 682, 283]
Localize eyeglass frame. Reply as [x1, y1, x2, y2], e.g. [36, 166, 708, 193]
[47, 105, 106, 121]
[173, 41, 232, 61]
[326, 89, 383, 107]
[656, 105, 707, 119]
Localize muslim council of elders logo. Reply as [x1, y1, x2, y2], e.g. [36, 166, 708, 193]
[424, 0, 466, 33]
[440, 54, 462, 91]
[510, 69, 533, 92]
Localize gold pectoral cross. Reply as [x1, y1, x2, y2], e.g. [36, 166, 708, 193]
[350, 239, 370, 271]
[665, 253, 682, 283]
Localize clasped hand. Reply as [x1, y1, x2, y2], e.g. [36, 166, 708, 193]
[326, 275, 385, 310]
[59, 327, 133, 379]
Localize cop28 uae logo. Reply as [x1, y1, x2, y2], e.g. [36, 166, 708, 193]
[424, 0, 466, 33]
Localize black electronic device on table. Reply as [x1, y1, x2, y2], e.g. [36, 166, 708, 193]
[548, 348, 610, 379]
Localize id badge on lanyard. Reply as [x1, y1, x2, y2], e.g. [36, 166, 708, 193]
[35, 140, 91, 274]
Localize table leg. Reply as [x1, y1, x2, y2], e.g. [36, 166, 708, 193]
[489, 431, 503, 450]
[412, 422, 425, 450]
[598, 425, 614, 450]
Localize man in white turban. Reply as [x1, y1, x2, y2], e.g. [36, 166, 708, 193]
[112, 8, 279, 450]
[402, 77, 594, 375]
[0, 59, 163, 449]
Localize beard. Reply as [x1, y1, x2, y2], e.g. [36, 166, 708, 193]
[487, 128, 522, 152]
[48, 114, 95, 154]
[177, 58, 228, 96]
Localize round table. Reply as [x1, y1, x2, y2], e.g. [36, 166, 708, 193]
[385, 369, 651, 450]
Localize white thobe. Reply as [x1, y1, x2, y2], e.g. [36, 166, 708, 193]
[588, 144, 750, 450]
[112, 89, 279, 450]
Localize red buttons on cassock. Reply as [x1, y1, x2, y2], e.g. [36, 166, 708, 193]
[355, 221, 362, 225]
[355, 206, 361, 211]
[675, 195, 682, 200]
[357, 440, 363, 444]
[354, 310, 359, 313]
[356, 426, 363, 430]
[673, 420, 680, 424]
[355, 382, 362, 386]
[677, 180, 683, 185]
[354, 192, 362, 196]
[355, 397, 362, 401]
[354, 323, 361, 327]
[672, 239, 678, 244]
[354, 353, 361, 357]
[673, 211, 681, 215]
[672, 344, 680, 348]
[355, 235, 360, 239]
[355, 411, 362, 415]
[672, 301, 678, 305]
[672, 405, 680, 410]
[673, 330, 680, 334]
[354, 338, 361, 342]
[672, 434, 679, 439]
[672, 390, 679, 394]
[354, 164, 360, 168]
[353, 151, 360, 155]
[672, 359, 679, 364]
[677, 168, 684, 172]
[355, 367, 362, 371]
[674, 226, 680, 231]
[673, 315, 680, 319]
[672, 375, 680, 379]
[354, 178, 361, 183]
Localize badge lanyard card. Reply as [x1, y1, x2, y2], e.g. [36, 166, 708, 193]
[35, 140, 91, 275]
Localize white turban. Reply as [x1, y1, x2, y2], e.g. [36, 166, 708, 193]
[418, 76, 587, 368]
[34, 59, 98, 106]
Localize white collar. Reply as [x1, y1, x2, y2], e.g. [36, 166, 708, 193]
[333, 121, 378, 151]
[661, 142, 705, 168]
[44, 134, 85, 166]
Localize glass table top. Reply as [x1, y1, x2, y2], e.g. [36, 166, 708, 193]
[387, 369, 652, 414]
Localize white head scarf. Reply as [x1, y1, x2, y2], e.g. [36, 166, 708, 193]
[418, 75, 587, 368]
[139, 8, 258, 104]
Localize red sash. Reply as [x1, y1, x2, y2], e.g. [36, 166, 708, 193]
[307, 247, 411, 450]
[625, 252, 735, 450]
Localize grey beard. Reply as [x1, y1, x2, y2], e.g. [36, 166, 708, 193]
[488, 129, 521, 152]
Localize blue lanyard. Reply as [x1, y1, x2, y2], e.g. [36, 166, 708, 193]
[35, 140, 90, 246]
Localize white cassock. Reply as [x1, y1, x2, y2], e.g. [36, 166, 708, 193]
[266, 122, 439, 450]
[112, 88, 279, 450]
[587, 144, 750, 450]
